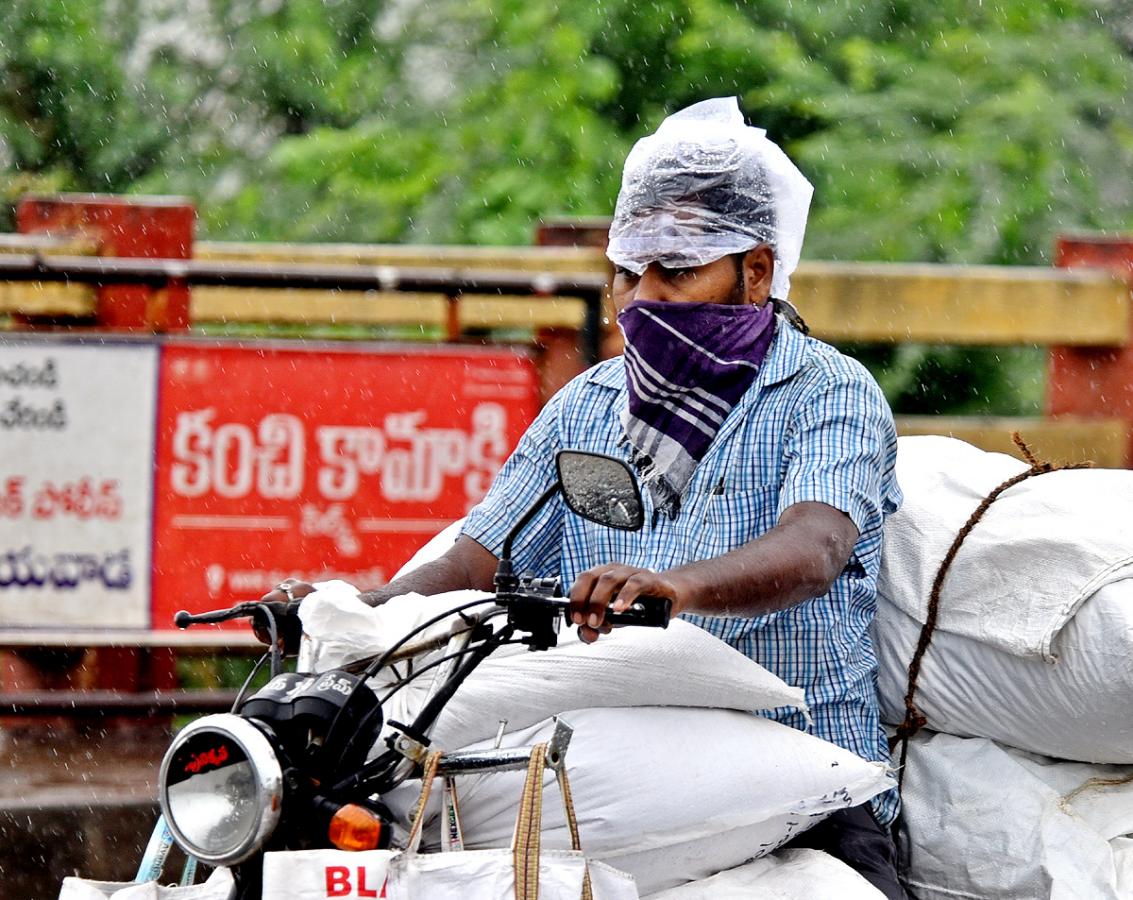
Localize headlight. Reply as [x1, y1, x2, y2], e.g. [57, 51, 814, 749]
[158, 714, 284, 866]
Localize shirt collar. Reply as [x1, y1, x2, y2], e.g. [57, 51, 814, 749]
[586, 356, 628, 389]
[756, 315, 809, 389]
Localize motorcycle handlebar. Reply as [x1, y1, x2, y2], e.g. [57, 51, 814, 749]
[602, 595, 672, 628]
[497, 591, 672, 629]
[172, 591, 670, 636]
[173, 600, 301, 629]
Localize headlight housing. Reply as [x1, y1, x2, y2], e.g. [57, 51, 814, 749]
[158, 714, 284, 866]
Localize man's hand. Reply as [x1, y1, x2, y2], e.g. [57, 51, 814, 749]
[568, 564, 684, 644]
[254, 578, 316, 651]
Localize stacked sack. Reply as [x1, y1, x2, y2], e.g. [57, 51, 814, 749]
[874, 435, 1133, 899]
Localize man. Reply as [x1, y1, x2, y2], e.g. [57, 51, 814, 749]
[266, 97, 904, 897]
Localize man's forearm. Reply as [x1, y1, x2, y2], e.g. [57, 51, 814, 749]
[357, 535, 499, 607]
[668, 502, 857, 618]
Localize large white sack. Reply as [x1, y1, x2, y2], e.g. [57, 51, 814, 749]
[877, 434, 1133, 762]
[875, 584, 1133, 763]
[880, 434, 1133, 660]
[300, 586, 808, 753]
[383, 706, 895, 896]
[899, 729, 1133, 900]
[641, 849, 884, 899]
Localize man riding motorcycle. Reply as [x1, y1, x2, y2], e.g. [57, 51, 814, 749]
[263, 96, 905, 899]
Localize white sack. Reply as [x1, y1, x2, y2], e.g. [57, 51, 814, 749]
[642, 848, 884, 899]
[876, 435, 1133, 762]
[898, 729, 1133, 900]
[386, 851, 638, 900]
[300, 587, 808, 753]
[383, 707, 895, 896]
[875, 584, 1133, 764]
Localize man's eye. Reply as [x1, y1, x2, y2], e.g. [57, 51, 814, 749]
[661, 265, 696, 278]
[613, 266, 638, 279]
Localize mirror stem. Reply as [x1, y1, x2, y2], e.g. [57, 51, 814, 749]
[497, 480, 562, 590]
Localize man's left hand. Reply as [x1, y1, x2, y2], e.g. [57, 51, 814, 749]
[568, 563, 682, 643]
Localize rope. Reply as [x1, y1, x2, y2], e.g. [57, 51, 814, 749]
[513, 744, 547, 900]
[514, 743, 593, 900]
[890, 433, 1091, 791]
[406, 751, 444, 851]
[554, 759, 593, 900]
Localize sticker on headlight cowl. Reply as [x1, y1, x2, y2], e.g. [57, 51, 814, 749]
[166, 730, 248, 787]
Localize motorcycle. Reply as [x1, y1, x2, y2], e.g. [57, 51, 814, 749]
[132, 450, 670, 899]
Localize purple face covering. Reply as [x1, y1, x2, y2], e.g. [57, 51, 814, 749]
[617, 299, 777, 519]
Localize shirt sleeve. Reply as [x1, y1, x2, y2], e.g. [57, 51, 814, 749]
[461, 388, 567, 577]
[777, 363, 901, 535]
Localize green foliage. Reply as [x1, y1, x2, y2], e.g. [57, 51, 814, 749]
[848, 344, 1046, 416]
[773, 9, 1133, 264]
[1, 0, 1132, 413]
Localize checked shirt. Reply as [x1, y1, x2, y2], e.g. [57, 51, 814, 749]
[463, 317, 903, 825]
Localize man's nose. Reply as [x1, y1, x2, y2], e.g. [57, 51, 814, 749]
[634, 264, 671, 301]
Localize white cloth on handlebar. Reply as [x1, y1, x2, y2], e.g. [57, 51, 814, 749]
[299, 580, 483, 669]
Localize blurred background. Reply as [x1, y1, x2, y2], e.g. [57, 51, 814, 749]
[3, 0, 1132, 413]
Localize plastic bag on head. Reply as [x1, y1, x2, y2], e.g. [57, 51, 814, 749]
[606, 97, 813, 300]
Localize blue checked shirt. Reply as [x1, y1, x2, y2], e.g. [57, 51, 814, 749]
[463, 318, 903, 824]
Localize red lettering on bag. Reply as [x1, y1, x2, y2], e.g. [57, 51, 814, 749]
[325, 866, 351, 897]
[324, 867, 386, 898]
[356, 867, 387, 898]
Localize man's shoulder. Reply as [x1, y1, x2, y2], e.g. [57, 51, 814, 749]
[582, 356, 625, 389]
[550, 357, 625, 402]
[535, 358, 624, 439]
[787, 329, 883, 398]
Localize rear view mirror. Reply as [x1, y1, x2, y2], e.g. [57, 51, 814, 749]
[555, 450, 644, 532]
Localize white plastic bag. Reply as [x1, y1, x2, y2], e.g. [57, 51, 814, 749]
[58, 868, 234, 900]
[262, 850, 396, 900]
[383, 707, 894, 896]
[876, 435, 1133, 762]
[263, 744, 638, 900]
[898, 729, 1133, 900]
[389, 744, 638, 900]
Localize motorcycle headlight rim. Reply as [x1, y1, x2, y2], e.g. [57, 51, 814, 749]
[158, 714, 283, 866]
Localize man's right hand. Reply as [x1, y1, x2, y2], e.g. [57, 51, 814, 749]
[254, 578, 317, 651]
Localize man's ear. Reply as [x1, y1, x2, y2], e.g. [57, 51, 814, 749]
[742, 244, 775, 306]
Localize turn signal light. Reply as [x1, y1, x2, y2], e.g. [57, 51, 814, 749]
[328, 804, 384, 851]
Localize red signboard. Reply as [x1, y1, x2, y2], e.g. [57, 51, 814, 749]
[151, 342, 537, 628]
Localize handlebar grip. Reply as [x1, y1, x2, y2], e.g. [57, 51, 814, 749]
[605, 595, 672, 628]
[172, 601, 264, 628]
